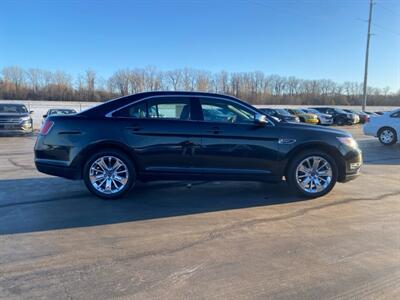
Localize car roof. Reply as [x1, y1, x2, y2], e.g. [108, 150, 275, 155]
[0, 103, 27, 106]
[80, 91, 259, 117]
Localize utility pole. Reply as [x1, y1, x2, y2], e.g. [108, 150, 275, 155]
[362, 0, 374, 111]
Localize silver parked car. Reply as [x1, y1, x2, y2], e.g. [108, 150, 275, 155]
[0, 103, 33, 135]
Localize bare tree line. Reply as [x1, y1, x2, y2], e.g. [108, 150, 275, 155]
[0, 65, 399, 106]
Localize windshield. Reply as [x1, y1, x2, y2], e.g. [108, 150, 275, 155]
[0, 104, 28, 114]
[334, 108, 348, 114]
[275, 109, 292, 116]
[290, 109, 303, 114]
[305, 108, 319, 114]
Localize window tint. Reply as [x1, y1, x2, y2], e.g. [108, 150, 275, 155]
[326, 108, 334, 114]
[113, 101, 147, 118]
[199, 98, 255, 124]
[148, 97, 191, 120]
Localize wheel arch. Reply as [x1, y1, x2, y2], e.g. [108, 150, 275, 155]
[378, 126, 398, 144]
[378, 126, 398, 136]
[72, 141, 140, 179]
[284, 142, 346, 181]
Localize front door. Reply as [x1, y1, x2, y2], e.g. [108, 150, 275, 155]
[195, 97, 280, 179]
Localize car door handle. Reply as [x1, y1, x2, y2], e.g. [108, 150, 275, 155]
[207, 127, 222, 134]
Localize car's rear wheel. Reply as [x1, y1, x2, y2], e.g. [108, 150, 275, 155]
[378, 127, 397, 146]
[286, 150, 338, 198]
[83, 149, 136, 199]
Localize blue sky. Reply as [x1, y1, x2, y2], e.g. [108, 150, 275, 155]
[1, 0, 399, 90]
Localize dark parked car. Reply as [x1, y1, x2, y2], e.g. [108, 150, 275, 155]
[42, 108, 77, 125]
[0, 103, 33, 134]
[43, 108, 77, 118]
[342, 109, 369, 124]
[258, 108, 300, 123]
[311, 107, 358, 125]
[375, 111, 386, 116]
[364, 111, 380, 117]
[35, 91, 362, 199]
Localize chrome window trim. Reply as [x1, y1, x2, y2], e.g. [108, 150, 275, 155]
[105, 94, 275, 126]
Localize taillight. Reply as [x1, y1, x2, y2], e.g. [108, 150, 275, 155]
[40, 120, 54, 135]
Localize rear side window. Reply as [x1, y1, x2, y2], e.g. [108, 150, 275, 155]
[148, 98, 191, 120]
[113, 101, 147, 118]
[113, 97, 192, 120]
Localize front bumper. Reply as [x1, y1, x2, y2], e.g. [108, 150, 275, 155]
[319, 118, 334, 125]
[304, 119, 319, 124]
[339, 148, 363, 182]
[0, 122, 33, 134]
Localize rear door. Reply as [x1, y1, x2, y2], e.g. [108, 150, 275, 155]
[195, 97, 280, 179]
[113, 96, 202, 174]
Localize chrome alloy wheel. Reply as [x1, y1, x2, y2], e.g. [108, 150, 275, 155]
[295, 156, 332, 194]
[89, 156, 129, 194]
[380, 129, 394, 144]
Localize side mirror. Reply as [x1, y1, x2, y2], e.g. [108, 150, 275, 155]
[30, 110, 34, 114]
[43, 115, 47, 118]
[254, 113, 268, 125]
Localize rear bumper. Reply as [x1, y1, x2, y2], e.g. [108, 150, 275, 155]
[319, 118, 334, 125]
[35, 159, 81, 180]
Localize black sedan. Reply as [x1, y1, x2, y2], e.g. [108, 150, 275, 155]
[35, 91, 362, 199]
[258, 108, 300, 123]
[342, 109, 370, 124]
[311, 107, 358, 125]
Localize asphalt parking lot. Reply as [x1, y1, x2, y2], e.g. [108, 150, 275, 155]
[0, 126, 399, 300]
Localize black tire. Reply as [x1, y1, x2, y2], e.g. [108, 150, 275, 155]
[83, 149, 136, 199]
[286, 150, 338, 198]
[336, 118, 345, 126]
[378, 127, 397, 146]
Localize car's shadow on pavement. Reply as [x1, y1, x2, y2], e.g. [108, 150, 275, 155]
[0, 177, 305, 235]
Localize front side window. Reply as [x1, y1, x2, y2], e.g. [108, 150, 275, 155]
[199, 98, 255, 124]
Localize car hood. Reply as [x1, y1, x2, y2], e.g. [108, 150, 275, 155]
[278, 121, 350, 137]
[0, 113, 30, 118]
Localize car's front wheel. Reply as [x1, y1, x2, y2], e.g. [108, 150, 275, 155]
[378, 127, 397, 146]
[286, 150, 338, 198]
[83, 149, 136, 199]
[336, 118, 345, 126]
